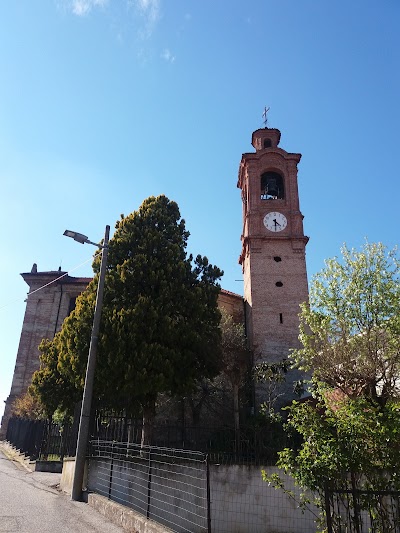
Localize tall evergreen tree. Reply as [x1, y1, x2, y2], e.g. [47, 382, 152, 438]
[32, 195, 223, 445]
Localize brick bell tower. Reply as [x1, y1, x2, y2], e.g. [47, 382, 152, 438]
[237, 125, 309, 404]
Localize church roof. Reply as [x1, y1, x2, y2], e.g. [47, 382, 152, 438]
[220, 288, 243, 299]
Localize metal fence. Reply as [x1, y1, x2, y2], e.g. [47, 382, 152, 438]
[6, 411, 290, 466]
[88, 439, 210, 533]
[91, 409, 290, 466]
[325, 483, 400, 533]
[6, 417, 78, 461]
[5, 418, 45, 460]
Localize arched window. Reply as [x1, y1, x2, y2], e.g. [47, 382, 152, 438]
[263, 139, 272, 148]
[260, 171, 284, 200]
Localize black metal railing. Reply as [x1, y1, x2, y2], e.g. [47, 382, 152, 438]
[6, 410, 290, 466]
[6, 417, 78, 461]
[325, 480, 400, 533]
[6, 412, 289, 466]
[91, 409, 290, 465]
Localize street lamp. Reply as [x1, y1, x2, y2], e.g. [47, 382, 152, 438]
[65, 225, 110, 501]
[63, 230, 101, 247]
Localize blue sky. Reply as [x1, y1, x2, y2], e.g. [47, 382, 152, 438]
[1, 0, 399, 420]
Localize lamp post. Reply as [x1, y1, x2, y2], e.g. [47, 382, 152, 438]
[64, 225, 110, 501]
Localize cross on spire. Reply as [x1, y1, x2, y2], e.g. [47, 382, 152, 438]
[262, 106, 270, 127]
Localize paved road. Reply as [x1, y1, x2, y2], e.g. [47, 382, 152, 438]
[0, 451, 124, 532]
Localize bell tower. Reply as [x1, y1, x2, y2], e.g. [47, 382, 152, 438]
[238, 126, 309, 403]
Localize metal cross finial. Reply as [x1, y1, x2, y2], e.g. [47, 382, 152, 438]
[262, 106, 270, 127]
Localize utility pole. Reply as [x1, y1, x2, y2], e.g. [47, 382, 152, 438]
[67, 225, 110, 501]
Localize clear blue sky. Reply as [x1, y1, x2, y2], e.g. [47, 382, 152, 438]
[1, 0, 399, 420]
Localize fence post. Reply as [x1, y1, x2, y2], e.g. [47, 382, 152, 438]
[37, 420, 47, 460]
[206, 454, 212, 533]
[324, 482, 333, 533]
[108, 442, 114, 500]
[350, 472, 362, 533]
[146, 448, 152, 519]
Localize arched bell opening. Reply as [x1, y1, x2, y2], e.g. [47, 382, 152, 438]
[263, 138, 272, 148]
[260, 171, 284, 200]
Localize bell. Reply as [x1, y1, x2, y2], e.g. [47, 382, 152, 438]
[266, 178, 278, 196]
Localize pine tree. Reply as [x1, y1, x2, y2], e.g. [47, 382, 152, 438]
[32, 195, 223, 446]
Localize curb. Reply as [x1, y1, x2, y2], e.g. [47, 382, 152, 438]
[0, 440, 35, 471]
[88, 493, 173, 533]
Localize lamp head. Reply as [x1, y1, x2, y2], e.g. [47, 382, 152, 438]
[63, 230, 89, 245]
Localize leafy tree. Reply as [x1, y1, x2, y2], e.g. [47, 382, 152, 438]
[11, 390, 46, 420]
[264, 391, 400, 531]
[254, 359, 291, 422]
[219, 309, 251, 446]
[292, 242, 400, 407]
[32, 195, 223, 446]
[263, 242, 400, 531]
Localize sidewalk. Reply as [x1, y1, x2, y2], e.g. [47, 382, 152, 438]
[0, 440, 61, 487]
[0, 441, 171, 533]
[0, 443, 126, 533]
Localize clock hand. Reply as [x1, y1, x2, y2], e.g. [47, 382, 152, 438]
[273, 219, 281, 227]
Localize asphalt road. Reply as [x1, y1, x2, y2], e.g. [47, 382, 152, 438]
[0, 451, 124, 532]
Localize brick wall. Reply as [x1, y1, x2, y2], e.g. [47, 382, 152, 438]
[0, 270, 90, 438]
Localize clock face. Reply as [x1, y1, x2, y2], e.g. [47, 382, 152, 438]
[263, 212, 287, 232]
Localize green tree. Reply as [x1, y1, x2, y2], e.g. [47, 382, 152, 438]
[293, 242, 400, 406]
[32, 195, 223, 446]
[219, 309, 251, 447]
[11, 390, 46, 420]
[254, 359, 291, 422]
[264, 242, 400, 531]
[31, 337, 80, 418]
[265, 391, 400, 531]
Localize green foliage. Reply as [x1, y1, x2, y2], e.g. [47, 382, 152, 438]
[277, 392, 400, 492]
[31, 195, 223, 420]
[11, 390, 46, 420]
[254, 359, 291, 422]
[219, 309, 251, 387]
[52, 407, 74, 428]
[263, 242, 400, 530]
[292, 242, 400, 406]
[30, 337, 80, 418]
[219, 309, 252, 437]
[263, 392, 400, 531]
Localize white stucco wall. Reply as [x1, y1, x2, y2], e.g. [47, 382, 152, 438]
[85, 456, 319, 533]
[210, 464, 318, 533]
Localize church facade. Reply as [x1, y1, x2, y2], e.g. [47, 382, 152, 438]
[0, 124, 308, 438]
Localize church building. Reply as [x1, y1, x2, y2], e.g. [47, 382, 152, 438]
[0, 123, 308, 438]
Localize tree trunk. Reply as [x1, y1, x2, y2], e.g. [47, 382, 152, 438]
[188, 395, 205, 427]
[233, 383, 240, 453]
[141, 398, 156, 451]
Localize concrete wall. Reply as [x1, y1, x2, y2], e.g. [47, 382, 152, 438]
[84, 456, 318, 533]
[210, 465, 317, 533]
[87, 456, 208, 533]
[60, 457, 87, 495]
